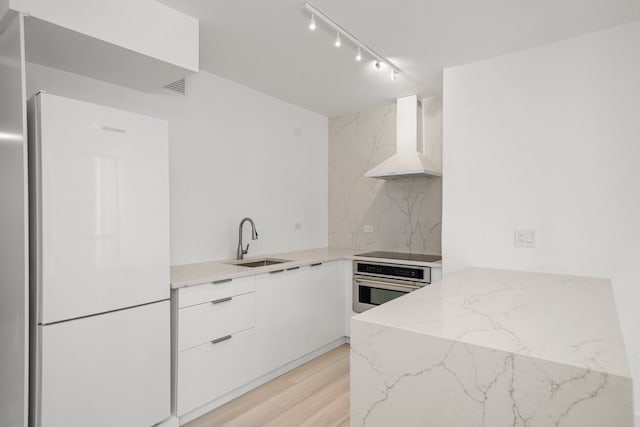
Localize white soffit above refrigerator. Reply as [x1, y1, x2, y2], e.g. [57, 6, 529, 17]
[365, 94, 442, 180]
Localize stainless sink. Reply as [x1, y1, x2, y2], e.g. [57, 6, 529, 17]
[226, 258, 291, 268]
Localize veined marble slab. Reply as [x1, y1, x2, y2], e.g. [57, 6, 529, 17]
[351, 268, 633, 426]
[328, 98, 443, 254]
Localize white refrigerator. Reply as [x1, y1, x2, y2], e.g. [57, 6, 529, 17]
[28, 93, 171, 427]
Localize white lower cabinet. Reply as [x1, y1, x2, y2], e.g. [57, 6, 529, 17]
[177, 328, 254, 415]
[305, 262, 344, 350]
[175, 261, 347, 419]
[175, 276, 256, 417]
[254, 262, 343, 378]
[254, 267, 307, 377]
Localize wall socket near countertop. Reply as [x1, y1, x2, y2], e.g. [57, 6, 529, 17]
[363, 225, 374, 233]
[514, 228, 536, 248]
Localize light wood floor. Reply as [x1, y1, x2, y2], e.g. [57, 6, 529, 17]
[185, 344, 350, 427]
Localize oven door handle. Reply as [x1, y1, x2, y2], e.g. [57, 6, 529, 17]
[354, 278, 420, 291]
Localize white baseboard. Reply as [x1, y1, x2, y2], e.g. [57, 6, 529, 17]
[178, 337, 348, 425]
[155, 415, 178, 427]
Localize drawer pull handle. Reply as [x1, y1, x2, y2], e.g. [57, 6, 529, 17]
[212, 278, 232, 285]
[211, 335, 232, 345]
[269, 269, 284, 274]
[211, 296, 232, 305]
[310, 262, 322, 267]
[286, 266, 300, 271]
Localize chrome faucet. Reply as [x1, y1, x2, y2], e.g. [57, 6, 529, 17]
[236, 217, 259, 260]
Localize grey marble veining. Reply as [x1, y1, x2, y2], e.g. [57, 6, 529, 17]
[351, 268, 633, 426]
[328, 98, 442, 254]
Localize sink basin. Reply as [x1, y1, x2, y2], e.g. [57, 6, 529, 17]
[227, 258, 291, 268]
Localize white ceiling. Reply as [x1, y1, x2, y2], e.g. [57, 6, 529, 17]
[157, 0, 640, 117]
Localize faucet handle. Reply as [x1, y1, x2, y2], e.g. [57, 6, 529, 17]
[243, 243, 250, 255]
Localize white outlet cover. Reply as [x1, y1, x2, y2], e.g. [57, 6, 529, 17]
[363, 225, 374, 233]
[514, 228, 536, 248]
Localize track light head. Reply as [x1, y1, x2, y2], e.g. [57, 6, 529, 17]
[335, 32, 341, 47]
[309, 14, 316, 30]
[375, 61, 381, 69]
[356, 47, 362, 61]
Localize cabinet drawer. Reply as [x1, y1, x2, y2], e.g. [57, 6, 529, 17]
[178, 292, 255, 350]
[177, 275, 255, 308]
[177, 328, 254, 416]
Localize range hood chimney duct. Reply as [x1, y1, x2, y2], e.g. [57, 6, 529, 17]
[365, 95, 442, 179]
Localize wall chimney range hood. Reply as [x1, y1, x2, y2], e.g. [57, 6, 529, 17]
[365, 95, 442, 180]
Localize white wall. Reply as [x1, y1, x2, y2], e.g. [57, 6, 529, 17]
[443, 20, 640, 420]
[26, 63, 328, 265]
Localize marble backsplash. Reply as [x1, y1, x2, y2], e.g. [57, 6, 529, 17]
[328, 97, 443, 254]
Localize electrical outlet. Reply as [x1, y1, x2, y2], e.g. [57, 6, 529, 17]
[363, 225, 374, 233]
[514, 228, 536, 248]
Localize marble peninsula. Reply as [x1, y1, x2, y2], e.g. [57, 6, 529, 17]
[351, 268, 633, 426]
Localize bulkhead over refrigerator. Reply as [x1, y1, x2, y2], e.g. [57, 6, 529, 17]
[28, 92, 171, 427]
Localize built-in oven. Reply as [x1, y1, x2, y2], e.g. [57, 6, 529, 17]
[353, 260, 431, 313]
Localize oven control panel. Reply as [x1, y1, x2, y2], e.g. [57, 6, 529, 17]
[355, 261, 430, 283]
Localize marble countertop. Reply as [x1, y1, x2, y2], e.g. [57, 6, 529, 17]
[354, 267, 631, 378]
[171, 247, 443, 289]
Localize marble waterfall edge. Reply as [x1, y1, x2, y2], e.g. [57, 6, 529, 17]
[350, 268, 633, 427]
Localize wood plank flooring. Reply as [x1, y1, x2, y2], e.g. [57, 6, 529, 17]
[185, 344, 350, 427]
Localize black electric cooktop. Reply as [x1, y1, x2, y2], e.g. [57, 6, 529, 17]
[355, 251, 441, 263]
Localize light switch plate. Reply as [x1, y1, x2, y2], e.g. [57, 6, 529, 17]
[514, 228, 536, 248]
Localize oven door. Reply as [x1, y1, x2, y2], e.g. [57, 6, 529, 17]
[353, 276, 421, 313]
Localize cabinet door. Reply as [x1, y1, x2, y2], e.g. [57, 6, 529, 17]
[177, 328, 254, 416]
[254, 269, 306, 377]
[177, 275, 255, 308]
[304, 262, 343, 351]
[178, 292, 255, 351]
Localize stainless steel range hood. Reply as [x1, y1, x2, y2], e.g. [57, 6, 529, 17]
[365, 95, 442, 179]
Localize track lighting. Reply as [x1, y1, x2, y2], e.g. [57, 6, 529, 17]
[302, 2, 400, 81]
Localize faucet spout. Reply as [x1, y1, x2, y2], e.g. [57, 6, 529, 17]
[236, 217, 258, 260]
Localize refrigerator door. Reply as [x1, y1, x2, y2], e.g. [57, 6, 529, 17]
[31, 93, 169, 324]
[34, 301, 170, 427]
